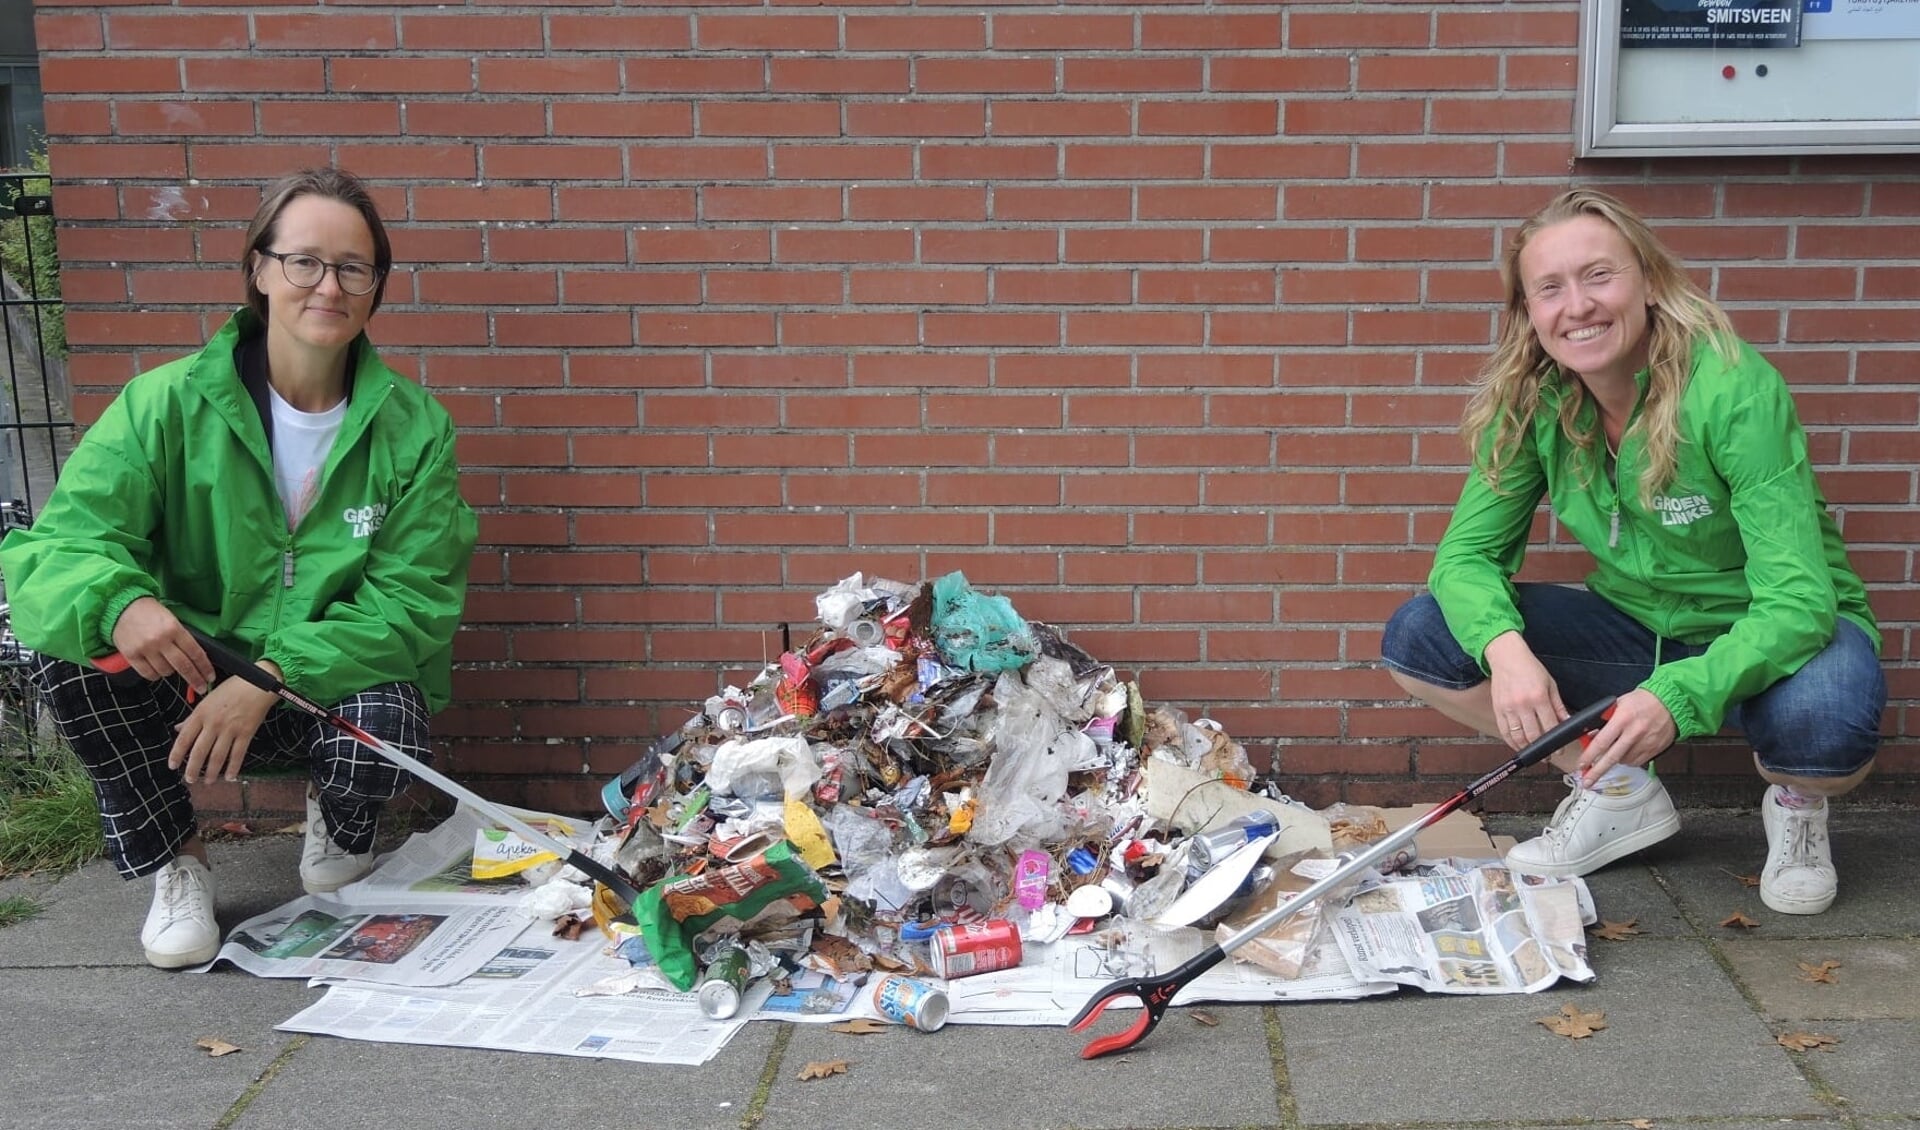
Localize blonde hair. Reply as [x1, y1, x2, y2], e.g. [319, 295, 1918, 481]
[1462, 188, 1736, 506]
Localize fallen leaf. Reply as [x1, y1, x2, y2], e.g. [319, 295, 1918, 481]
[1797, 960, 1841, 984]
[827, 1019, 889, 1035]
[1719, 911, 1760, 929]
[196, 1037, 242, 1057]
[216, 821, 253, 838]
[1190, 1010, 1219, 1027]
[1626, 1120, 1654, 1129]
[551, 913, 591, 941]
[1718, 868, 1761, 888]
[272, 820, 307, 836]
[1536, 1004, 1607, 1039]
[1591, 919, 1640, 941]
[796, 1059, 850, 1080]
[1777, 1031, 1840, 1052]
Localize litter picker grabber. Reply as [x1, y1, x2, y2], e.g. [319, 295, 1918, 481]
[1068, 694, 1618, 1060]
[95, 628, 644, 909]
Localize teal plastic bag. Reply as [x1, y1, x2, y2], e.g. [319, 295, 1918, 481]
[930, 571, 1038, 672]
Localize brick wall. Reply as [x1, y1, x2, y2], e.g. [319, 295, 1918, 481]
[32, 1, 1920, 815]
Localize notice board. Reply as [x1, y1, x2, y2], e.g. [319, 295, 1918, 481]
[1578, 0, 1920, 156]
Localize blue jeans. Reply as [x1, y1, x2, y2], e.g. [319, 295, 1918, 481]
[1381, 583, 1885, 778]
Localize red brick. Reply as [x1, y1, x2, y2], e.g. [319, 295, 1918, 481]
[44, 56, 181, 94]
[621, 58, 765, 94]
[773, 58, 911, 95]
[44, 100, 112, 136]
[1286, 98, 1426, 136]
[34, 12, 105, 51]
[1066, 228, 1203, 263]
[996, 269, 1131, 306]
[333, 57, 472, 94]
[1437, 11, 1578, 48]
[846, 13, 984, 51]
[850, 269, 987, 305]
[262, 101, 399, 136]
[408, 101, 550, 138]
[1359, 54, 1497, 92]
[915, 58, 1056, 95]
[105, 12, 246, 49]
[1211, 311, 1347, 346]
[923, 229, 1058, 265]
[1290, 12, 1432, 49]
[636, 311, 778, 346]
[928, 473, 1062, 506]
[255, 13, 396, 49]
[848, 186, 986, 222]
[992, 101, 1131, 138]
[700, 102, 840, 138]
[779, 144, 917, 181]
[782, 312, 919, 347]
[187, 142, 329, 180]
[846, 102, 986, 139]
[400, 15, 541, 50]
[707, 270, 842, 305]
[550, 14, 689, 50]
[993, 14, 1133, 50]
[1140, 100, 1278, 137]
[695, 13, 837, 51]
[1432, 97, 1572, 135]
[1208, 142, 1351, 179]
[1063, 58, 1200, 93]
[477, 58, 619, 94]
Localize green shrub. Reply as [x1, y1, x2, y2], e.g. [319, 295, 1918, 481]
[0, 145, 65, 362]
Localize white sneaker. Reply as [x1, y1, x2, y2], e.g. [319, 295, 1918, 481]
[141, 856, 219, 969]
[300, 789, 374, 895]
[1760, 786, 1836, 915]
[1505, 773, 1681, 878]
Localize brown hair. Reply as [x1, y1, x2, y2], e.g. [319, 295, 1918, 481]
[1462, 187, 1735, 505]
[240, 167, 391, 320]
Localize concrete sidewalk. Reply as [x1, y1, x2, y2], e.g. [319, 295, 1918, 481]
[4, 804, 1917, 1130]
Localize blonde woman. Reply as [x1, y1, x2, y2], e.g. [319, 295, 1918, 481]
[1382, 188, 1883, 915]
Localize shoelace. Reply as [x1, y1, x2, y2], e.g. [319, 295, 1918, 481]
[1540, 777, 1595, 845]
[157, 866, 207, 922]
[1778, 809, 1826, 871]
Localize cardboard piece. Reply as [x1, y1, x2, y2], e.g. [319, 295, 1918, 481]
[1143, 758, 1332, 857]
[1378, 805, 1515, 861]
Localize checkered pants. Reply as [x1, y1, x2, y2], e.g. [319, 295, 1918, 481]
[31, 656, 432, 880]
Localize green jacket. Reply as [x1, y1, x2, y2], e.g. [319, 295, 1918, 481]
[1428, 336, 1878, 740]
[0, 309, 477, 711]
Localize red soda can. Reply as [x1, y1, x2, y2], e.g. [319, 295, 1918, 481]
[928, 918, 1023, 980]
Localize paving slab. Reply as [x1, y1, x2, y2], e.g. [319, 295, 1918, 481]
[231, 1020, 783, 1130]
[1785, 1020, 1920, 1117]
[1278, 940, 1823, 1124]
[757, 1008, 1283, 1130]
[1648, 808, 1920, 937]
[0, 837, 310, 968]
[1720, 939, 1920, 1021]
[0, 966, 318, 1130]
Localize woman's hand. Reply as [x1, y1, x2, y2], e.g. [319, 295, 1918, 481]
[110, 596, 216, 692]
[1574, 688, 1676, 785]
[1484, 630, 1568, 750]
[168, 675, 279, 783]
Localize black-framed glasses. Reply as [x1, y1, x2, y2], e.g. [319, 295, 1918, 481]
[258, 249, 382, 296]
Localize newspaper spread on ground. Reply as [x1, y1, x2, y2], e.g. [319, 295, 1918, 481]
[231, 808, 1594, 1061]
[1327, 858, 1596, 994]
[277, 918, 761, 1065]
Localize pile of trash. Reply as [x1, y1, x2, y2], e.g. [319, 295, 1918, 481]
[515, 570, 1352, 1019]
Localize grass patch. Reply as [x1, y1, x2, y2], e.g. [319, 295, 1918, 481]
[0, 742, 103, 878]
[0, 893, 43, 927]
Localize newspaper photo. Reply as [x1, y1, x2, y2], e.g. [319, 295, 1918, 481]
[209, 895, 530, 987]
[1327, 859, 1595, 994]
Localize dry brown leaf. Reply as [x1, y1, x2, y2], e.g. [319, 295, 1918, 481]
[1626, 1120, 1654, 1129]
[827, 1019, 890, 1035]
[272, 820, 307, 836]
[1718, 868, 1761, 888]
[196, 1037, 242, 1057]
[1798, 960, 1841, 984]
[1592, 919, 1640, 941]
[1777, 1031, 1840, 1052]
[1536, 1004, 1607, 1039]
[797, 1059, 850, 1080]
[1190, 1009, 1219, 1027]
[551, 913, 591, 941]
[1719, 911, 1760, 929]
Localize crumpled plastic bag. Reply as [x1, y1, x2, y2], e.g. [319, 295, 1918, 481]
[633, 838, 828, 990]
[931, 571, 1037, 672]
[967, 671, 1071, 846]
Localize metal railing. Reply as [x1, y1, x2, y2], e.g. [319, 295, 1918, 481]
[1, 170, 69, 519]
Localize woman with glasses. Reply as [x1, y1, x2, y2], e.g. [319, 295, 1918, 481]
[1381, 188, 1884, 915]
[0, 167, 477, 966]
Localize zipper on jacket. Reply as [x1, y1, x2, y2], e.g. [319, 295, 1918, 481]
[282, 550, 295, 588]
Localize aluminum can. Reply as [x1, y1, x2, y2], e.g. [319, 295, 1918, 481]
[846, 617, 887, 647]
[928, 918, 1023, 980]
[870, 974, 949, 1031]
[697, 944, 751, 1020]
[1191, 818, 1278, 869]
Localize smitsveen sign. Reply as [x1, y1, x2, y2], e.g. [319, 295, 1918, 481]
[1622, 0, 1804, 49]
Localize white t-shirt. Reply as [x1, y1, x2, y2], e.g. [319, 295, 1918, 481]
[269, 386, 347, 528]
